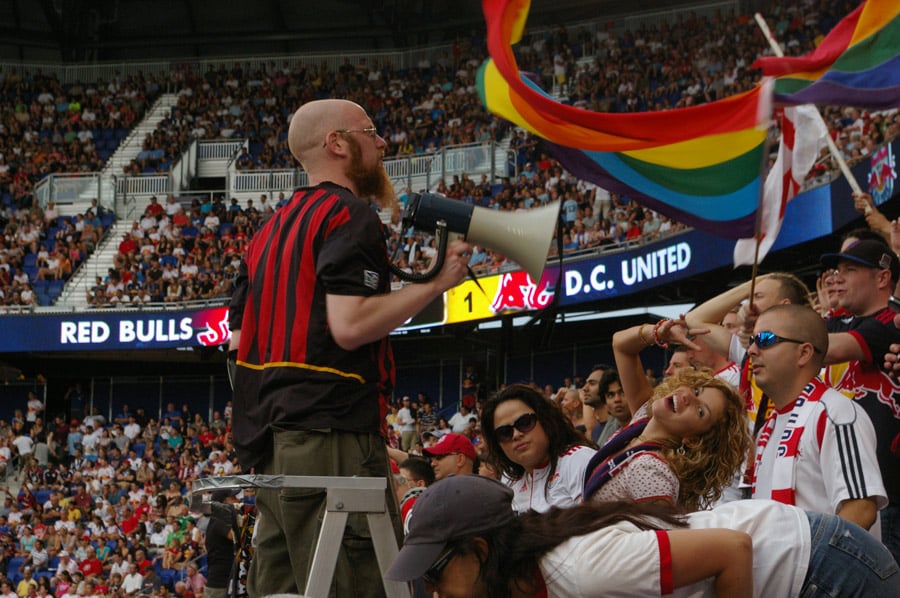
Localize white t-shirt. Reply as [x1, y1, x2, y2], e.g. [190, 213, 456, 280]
[540, 499, 811, 597]
[505, 444, 596, 513]
[752, 386, 887, 534]
[12, 435, 33, 456]
[395, 407, 415, 433]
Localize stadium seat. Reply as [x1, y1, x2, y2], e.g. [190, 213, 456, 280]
[132, 442, 146, 458]
[34, 489, 51, 505]
[48, 280, 65, 297]
[7, 556, 26, 583]
[23, 254, 37, 268]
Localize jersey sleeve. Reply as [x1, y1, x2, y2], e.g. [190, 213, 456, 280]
[839, 308, 900, 367]
[818, 399, 888, 512]
[559, 446, 598, 504]
[559, 526, 674, 597]
[318, 200, 390, 296]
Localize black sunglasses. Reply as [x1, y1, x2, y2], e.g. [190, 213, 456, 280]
[422, 546, 456, 585]
[493, 412, 538, 442]
[749, 331, 822, 354]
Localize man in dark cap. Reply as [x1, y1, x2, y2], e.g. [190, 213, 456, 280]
[819, 238, 900, 562]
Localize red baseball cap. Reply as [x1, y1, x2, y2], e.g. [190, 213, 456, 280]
[422, 433, 476, 461]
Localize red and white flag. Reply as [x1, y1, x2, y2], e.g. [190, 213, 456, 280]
[733, 104, 828, 266]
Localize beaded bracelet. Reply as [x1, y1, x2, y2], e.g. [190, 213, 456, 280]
[652, 319, 671, 349]
[638, 324, 653, 347]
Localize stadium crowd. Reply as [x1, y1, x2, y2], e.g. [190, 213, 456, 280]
[1, 0, 898, 308]
[0, 393, 244, 598]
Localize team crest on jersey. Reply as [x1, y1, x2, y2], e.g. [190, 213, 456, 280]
[363, 270, 380, 289]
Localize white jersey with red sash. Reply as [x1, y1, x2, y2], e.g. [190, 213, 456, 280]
[751, 377, 886, 534]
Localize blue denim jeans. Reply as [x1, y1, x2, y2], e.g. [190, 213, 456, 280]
[801, 511, 900, 597]
[880, 502, 900, 566]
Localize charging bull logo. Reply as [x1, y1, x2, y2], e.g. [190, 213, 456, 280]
[868, 145, 896, 206]
[826, 362, 900, 419]
[490, 271, 554, 313]
[193, 308, 232, 347]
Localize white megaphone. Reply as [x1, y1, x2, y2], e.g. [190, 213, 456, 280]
[399, 192, 560, 283]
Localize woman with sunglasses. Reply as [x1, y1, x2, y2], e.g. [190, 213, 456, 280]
[481, 384, 596, 513]
[387, 475, 900, 597]
[583, 319, 751, 510]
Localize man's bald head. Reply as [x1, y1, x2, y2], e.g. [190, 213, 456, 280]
[288, 99, 368, 168]
[758, 303, 828, 369]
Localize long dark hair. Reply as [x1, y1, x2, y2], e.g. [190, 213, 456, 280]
[482, 384, 595, 495]
[457, 500, 686, 597]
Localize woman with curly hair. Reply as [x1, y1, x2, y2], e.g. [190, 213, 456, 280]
[481, 384, 596, 513]
[583, 319, 751, 511]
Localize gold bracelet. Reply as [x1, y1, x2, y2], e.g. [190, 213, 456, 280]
[638, 324, 653, 347]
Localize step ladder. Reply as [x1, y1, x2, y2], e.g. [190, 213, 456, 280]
[192, 474, 410, 598]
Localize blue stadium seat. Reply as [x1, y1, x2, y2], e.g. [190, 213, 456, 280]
[159, 568, 178, 588]
[48, 280, 65, 297]
[132, 442, 146, 458]
[102, 213, 115, 228]
[32, 280, 49, 294]
[7, 556, 26, 583]
[24, 266, 38, 281]
[23, 254, 37, 268]
[37, 293, 52, 306]
[34, 489, 51, 505]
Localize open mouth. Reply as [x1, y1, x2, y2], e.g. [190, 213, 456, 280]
[667, 395, 676, 412]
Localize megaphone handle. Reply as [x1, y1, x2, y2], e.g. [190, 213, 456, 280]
[443, 230, 485, 295]
[388, 221, 449, 284]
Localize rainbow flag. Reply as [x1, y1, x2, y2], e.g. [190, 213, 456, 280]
[478, 0, 772, 239]
[753, 0, 900, 110]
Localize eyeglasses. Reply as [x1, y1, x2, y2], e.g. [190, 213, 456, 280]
[422, 546, 456, 586]
[493, 412, 538, 442]
[336, 127, 378, 138]
[749, 331, 822, 354]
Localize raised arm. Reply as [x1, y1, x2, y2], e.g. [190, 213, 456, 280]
[612, 319, 705, 415]
[327, 239, 471, 350]
[684, 279, 755, 358]
[612, 325, 659, 415]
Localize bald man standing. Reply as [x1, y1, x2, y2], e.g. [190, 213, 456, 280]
[232, 99, 471, 597]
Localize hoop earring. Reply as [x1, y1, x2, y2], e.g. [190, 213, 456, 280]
[676, 444, 686, 456]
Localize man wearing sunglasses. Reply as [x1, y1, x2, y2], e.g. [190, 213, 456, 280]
[231, 99, 472, 598]
[748, 303, 886, 535]
[819, 239, 900, 562]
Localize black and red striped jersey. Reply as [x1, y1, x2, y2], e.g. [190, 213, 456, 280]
[232, 183, 395, 470]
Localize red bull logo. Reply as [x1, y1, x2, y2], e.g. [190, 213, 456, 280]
[193, 307, 232, 347]
[827, 363, 900, 419]
[490, 271, 554, 313]
[868, 145, 896, 205]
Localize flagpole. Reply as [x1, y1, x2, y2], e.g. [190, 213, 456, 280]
[754, 13, 865, 201]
